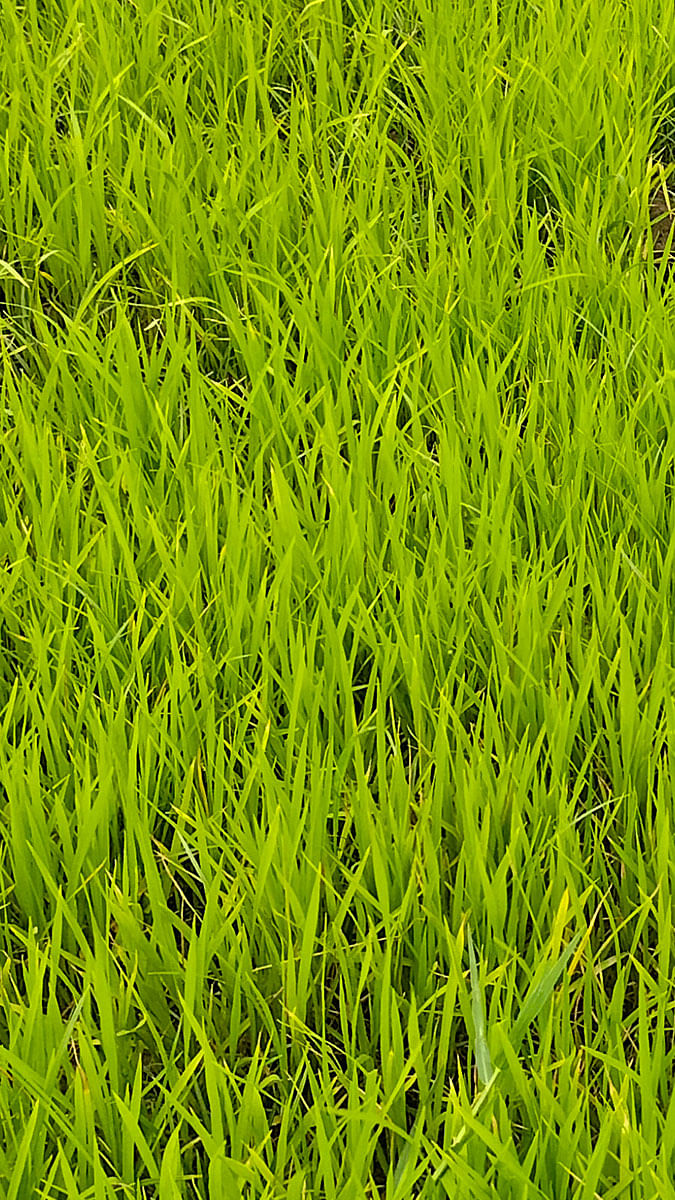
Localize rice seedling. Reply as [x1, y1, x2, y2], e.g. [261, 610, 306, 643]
[1, 0, 675, 1195]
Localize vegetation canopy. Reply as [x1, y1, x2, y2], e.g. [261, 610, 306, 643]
[1, 0, 675, 1196]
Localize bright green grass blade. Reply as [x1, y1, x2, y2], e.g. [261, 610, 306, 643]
[466, 922, 494, 1087]
[508, 931, 583, 1058]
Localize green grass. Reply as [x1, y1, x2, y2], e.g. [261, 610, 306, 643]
[1, 0, 675, 1195]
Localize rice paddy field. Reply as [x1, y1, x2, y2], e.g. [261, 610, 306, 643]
[2, 0, 675, 1196]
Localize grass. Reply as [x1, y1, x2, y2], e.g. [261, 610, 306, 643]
[1, 0, 675, 1195]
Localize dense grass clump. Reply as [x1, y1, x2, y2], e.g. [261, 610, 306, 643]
[2, 0, 675, 1195]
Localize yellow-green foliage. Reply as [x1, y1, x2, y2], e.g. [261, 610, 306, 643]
[1, 0, 675, 1195]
